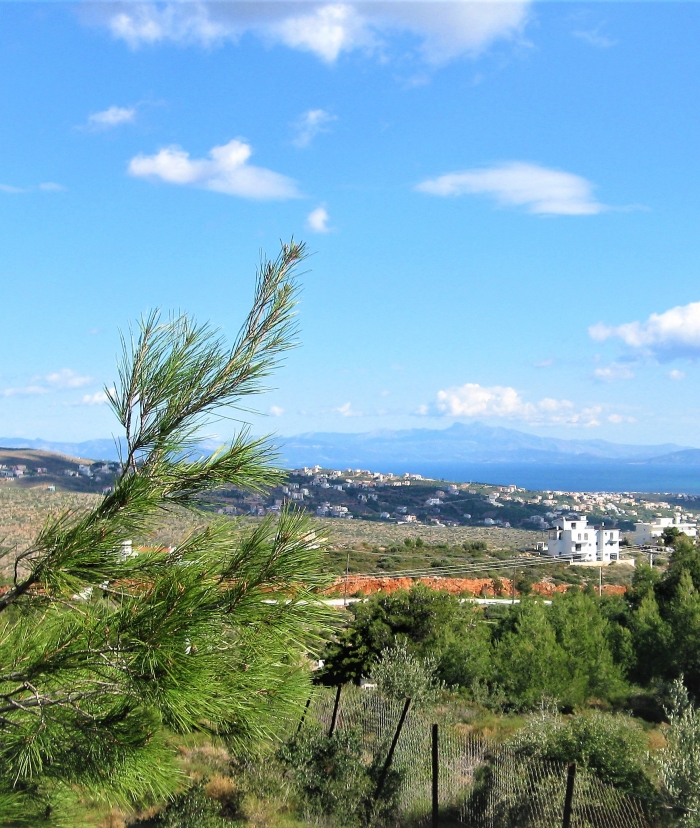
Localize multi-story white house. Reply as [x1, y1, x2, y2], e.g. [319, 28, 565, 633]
[634, 514, 697, 545]
[546, 515, 621, 563]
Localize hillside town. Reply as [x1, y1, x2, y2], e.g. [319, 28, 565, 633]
[207, 465, 700, 547]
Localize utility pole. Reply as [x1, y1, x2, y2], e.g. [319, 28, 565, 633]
[598, 565, 602, 598]
[344, 550, 350, 607]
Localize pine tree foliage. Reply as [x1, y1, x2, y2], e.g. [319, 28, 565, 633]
[0, 242, 332, 824]
[658, 677, 700, 825]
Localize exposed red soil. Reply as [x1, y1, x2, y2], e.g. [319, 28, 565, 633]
[327, 576, 626, 598]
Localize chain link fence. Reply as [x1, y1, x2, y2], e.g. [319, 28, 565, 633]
[309, 685, 652, 828]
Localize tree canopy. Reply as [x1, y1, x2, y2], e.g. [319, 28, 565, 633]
[0, 242, 331, 825]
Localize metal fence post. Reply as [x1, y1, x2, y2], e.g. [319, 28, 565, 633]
[374, 696, 412, 801]
[328, 684, 342, 737]
[296, 696, 312, 734]
[562, 761, 576, 828]
[432, 723, 439, 828]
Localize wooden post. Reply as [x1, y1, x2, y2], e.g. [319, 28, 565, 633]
[562, 761, 576, 828]
[296, 696, 312, 734]
[328, 685, 342, 737]
[374, 697, 412, 801]
[432, 723, 439, 828]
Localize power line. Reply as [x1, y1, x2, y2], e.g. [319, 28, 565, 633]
[346, 555, 575, 581]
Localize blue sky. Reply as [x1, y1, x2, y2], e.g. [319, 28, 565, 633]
[2, 1, 700, 446]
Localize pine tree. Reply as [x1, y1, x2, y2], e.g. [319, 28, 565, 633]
[493, 599, 569, 710]
[0, 242, 331, 824]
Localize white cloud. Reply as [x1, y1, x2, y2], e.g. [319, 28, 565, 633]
[269, 405, 285, 417]
[335, 401, 361, 417]
[292, 108, 336, 148]
[417, 162, 607, 215]
[669, 369, 685, 380]
[79, 390, 112, 406]
[94, 1, 531, 66]
[88, 105, 136, 129]
[306, 206, 331, 233]
[429, 382, 603, 427]
[128, 139, 300, 200]
[271, 4, 374, 62]
[0, 182, 64, 194]
[592, 363, 634, 382]
[573, 27, 617, 49]
[46, 369, 93, 389]
[589, 300, 700, 359]
[0, 385, 49, 398]
[607, 414, 635, 424]
[0, 369, 93, 398]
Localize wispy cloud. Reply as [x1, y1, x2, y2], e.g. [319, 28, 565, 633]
[607, 413, 636, 424]
[79, 390, 112, 406]
[1, 369, 93, 398]
[87, 105, 137, 130]
[269, 405, 284, 417]
[0, 385, 50, 398]
[90, 1, 531, 66]
[128, 139, 300, 200]
[417, 162, 607, 216]
[424, 382, 605, 427]
[292, 108, 337, 148]
[573, 26, 617, 49]
[335, 402, 361, 417]
[306, 206, 331, 233]
[590, 300, 700, 360]
[592, 363, 634, 382]
[46, 369, 93, 389]
[0, 182, 65, 194]
[669, 369, 685, 381]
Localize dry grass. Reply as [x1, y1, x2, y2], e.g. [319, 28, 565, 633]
[316, 517, 545, 551]
[0, 489, 544, 582]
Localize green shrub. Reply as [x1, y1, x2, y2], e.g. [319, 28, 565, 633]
[278, 727, 400, 827]
[507, 711, 655, 798]
[128, 781, 229, 828]
[371, 642, 442, 708]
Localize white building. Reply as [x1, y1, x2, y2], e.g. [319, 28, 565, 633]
[634, 514, 698, 545]
[546, 515, 621, 563]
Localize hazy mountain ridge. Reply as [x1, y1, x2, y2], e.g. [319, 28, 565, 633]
[0, 423, 695, 467]
[277, 423, 690, 468]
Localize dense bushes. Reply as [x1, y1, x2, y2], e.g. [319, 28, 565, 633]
[278, 727, 401, 827]
[508, 711, 654, 798]
[320, 585, 629, 710]
[321, 536, 700, 713]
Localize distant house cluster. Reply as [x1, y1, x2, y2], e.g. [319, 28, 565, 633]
[633, 514, 698, 544]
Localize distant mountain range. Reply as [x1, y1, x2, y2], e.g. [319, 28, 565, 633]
[0, 437, 126, 460]
[2, 423, 698, 467]
[277, 423, 699, 469]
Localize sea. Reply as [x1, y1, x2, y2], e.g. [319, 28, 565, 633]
[376, 462, 700, 494]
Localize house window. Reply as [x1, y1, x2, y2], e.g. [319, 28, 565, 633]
[584, 533, 588, 540]
[578, 534, 582, 540]
[571, 523, 577, 529]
